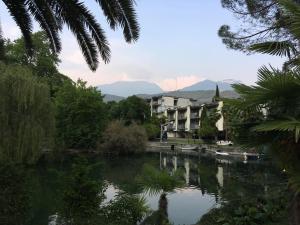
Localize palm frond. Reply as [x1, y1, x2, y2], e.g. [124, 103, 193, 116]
[249, 41, 298, 58]
[25, 0, 62, 53]
[75, 2, 111, 63]
[116, 0, 140, 42]
[95, 0, 139, 42]
[55, 0, 100, 70]
[2, 0, 33, 53]
[253, 118, 300, 142]
[95, 0, 119, 29]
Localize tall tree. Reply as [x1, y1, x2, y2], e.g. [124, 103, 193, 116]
[55, 80, 107, 149]
[230, 66, 300, 224]
[0, 0, 139, 71]
[0, 63, 55, 164]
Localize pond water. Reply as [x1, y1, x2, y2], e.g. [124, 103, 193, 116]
[1, 152, 285, 225]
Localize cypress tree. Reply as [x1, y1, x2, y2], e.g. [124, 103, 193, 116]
[216, 85, 220, 98]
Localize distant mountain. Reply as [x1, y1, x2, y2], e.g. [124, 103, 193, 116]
[181, 79, 241, 91]
[97, 81, 163, 97]
[103, 94, 124, 103]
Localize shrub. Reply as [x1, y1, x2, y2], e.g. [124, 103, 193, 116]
[100, 121, 147, 155]
[143, 123, 160, 140]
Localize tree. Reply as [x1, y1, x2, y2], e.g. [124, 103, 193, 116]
[0, 63, 55, 164]
[3, 31, 72, 96]
[55, 80, 107, 149]
[219, 0, 300, 69]
[137, 165, 184, 225]
[108, 95, 151, 125]
[212, 85, 220, 102]
[198, 106, 221, 140]
[0, 0, 139, 71]
[230, 66, 300, 224]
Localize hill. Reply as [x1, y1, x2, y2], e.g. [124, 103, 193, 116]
[181, 79, 241, 91]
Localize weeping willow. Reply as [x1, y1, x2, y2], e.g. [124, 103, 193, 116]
[0, 63, 54, 164]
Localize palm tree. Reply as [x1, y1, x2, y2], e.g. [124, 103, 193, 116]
[1, 0, 139, 71]
[230, 66, 300, 225]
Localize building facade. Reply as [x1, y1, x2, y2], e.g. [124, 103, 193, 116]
[149, 95, 224, 138]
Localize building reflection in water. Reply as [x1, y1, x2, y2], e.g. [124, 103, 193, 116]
[216, 166, 224, 188]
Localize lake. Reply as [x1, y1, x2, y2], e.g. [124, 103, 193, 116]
[1, 152, 285, 225]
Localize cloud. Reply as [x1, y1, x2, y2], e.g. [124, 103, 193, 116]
[158, 75, 204, 91]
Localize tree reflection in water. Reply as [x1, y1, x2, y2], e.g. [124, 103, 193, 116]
[137, 164, 185, 225]
[0, 163, 30, 225]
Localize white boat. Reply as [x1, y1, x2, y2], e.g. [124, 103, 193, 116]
[180, 145, 198, 151]
[216, 140, 233, 146]
[215, 150, 229, 156]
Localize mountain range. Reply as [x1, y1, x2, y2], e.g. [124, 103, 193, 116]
[98, 79, 240, 98]
[97, 81, 163, 97]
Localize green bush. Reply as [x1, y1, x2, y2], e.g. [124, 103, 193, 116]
[100, 121, 147, 155]
[143, 123, 160, 140]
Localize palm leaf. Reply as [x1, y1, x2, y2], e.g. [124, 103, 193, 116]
[26, 0, 62, 53]
[3, 0, 33, 53]
[253, 118, 300, 143]
[249, 41, 298, 58]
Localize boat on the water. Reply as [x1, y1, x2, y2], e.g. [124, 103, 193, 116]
[216, 140, 233, 146]
[215, 149, 229, 156]
[180, 145, 198, 151]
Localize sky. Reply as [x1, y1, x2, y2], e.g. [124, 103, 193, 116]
[0, 0, 284, 91]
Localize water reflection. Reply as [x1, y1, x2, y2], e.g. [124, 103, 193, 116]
[0, 153, 285, 225]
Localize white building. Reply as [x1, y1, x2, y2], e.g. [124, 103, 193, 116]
[148, 95, 224, 137]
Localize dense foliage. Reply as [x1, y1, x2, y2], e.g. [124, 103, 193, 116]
[0, 163, 31, 225]
[3, 32, 72, 96]
[100, 121, 148, 155]
[107, 95, 151, 125]
[198, 189, 289, 225]
[55, 80, 107, 149]
[0, 0, 139, 70]
[0, 64, 55, 164]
